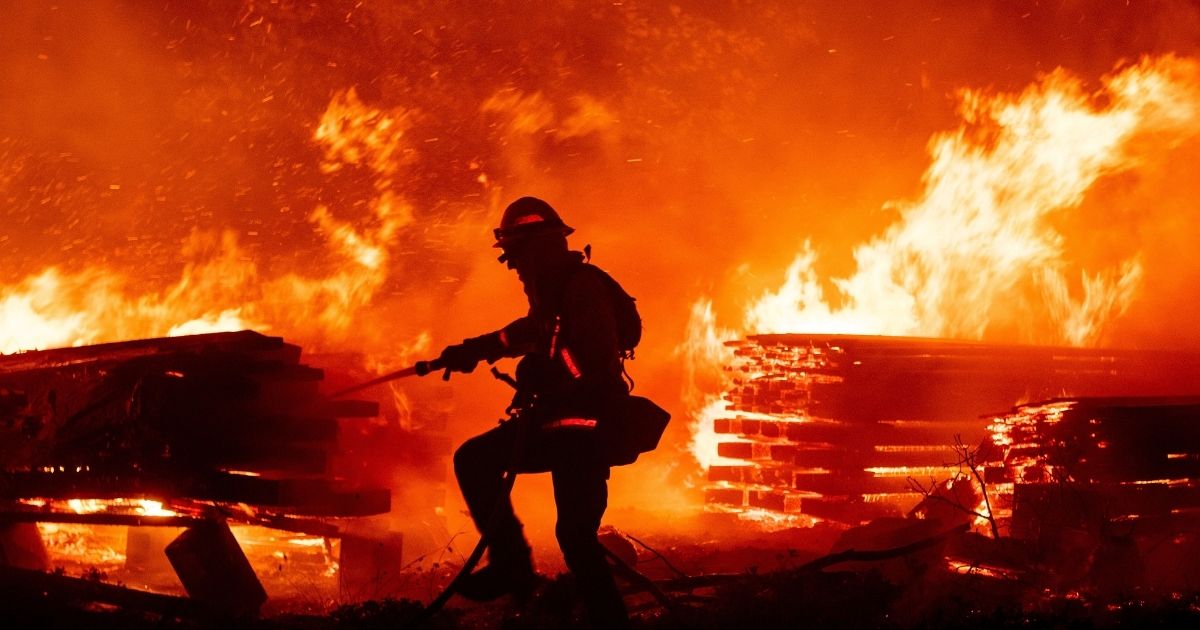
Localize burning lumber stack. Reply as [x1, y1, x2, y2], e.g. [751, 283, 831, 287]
[981, 397, 1200, 538]
[0, 331, 388, 515]
[705, 334, 1200, 525]
[0, 331, 400, 615]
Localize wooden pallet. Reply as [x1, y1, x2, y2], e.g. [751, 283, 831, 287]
[705, 335, 1200, 524]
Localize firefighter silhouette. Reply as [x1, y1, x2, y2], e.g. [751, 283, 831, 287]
[438, 196, 662, 629]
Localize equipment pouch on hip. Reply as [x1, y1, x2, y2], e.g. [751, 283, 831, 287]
[597, 395, 670, 467]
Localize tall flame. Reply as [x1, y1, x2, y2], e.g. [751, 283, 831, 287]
[680, 300, 737, 468]
[746, 56, 1198, 345]
[684, 55, 1200, 468]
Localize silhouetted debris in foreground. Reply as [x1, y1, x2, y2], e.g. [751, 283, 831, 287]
[4, 563, 1200, 629]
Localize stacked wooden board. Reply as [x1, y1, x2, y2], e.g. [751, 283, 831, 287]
[0, 331, 389, 517]
[705, 334, 1200, 524]
[981, 397, 1200, 538]
[0, 331, 408, 615]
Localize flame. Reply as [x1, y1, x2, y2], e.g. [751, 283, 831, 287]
[688, 398, 741, 470]
[66, 498, 104, 514]
[0, 89, 420, 355]
[683, 56, 1200, 482]
[680, 299, 740, 468]
[167, 308, 250, 337]
[60, 498, 177, 517]
[970, 495, 994, 534]
[136, 500, 177, 517]
[744, 56, 1198, 346]
[314, 87, 414, 180]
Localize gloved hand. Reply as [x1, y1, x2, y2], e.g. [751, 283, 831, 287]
[437, 343, 482, 380]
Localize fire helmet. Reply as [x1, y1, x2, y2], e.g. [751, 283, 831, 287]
[492, 197, 574, 248]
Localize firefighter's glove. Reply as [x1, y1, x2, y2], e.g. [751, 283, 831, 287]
[437, 343, 481, 380]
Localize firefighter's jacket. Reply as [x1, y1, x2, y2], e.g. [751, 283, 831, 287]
[470, 251, 627, 424]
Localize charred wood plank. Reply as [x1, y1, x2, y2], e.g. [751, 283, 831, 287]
[0, 522, 49, 570]
[166, 520, 267, 617]
[792, 471, 934, 495]
[1010, 481, 1200, 539]
[0, 331, 296, 374]
[0, 470, 176, 500]
[0, 511, 202, 528]
[203, 443, 333, 476]
[192, 475, 391, 516]
[795, 496, 906, 523]
[704, 487, 745, 508]
[179, 415, 341, 445]
[0, 471, 390, 518]
[0, 564, 209, 618]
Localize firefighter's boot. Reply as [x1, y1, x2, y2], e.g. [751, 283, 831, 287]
[456, 540, 536, 602]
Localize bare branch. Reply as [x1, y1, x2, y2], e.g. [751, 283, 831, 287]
[624, 532, 689, 579]
[907, 437, 1002, 539]
[955, 434, 1000, 540]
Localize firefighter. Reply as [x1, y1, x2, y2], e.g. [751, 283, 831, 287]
[438, 196, 632, 629]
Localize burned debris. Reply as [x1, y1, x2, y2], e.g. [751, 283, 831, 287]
[0, 331, 435, 617]
[977, 397, 1200, 594]
[3, 330, 1197, 627]
[690, 334, 1200, 626]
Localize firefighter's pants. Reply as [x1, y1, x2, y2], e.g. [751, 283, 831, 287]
[454, 418, 629, 629]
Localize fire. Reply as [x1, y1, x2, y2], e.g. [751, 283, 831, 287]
[1, 85, 427, 604]
[167, 308, 251, 337]
[745, 56, 1198, 346]
[688, 398, 740, 470]
[0, 89, 420, 356]
[136, 500, 177, 517]
[685, 56, 1200, 474]
[57, 498, 178, 517]
[681, 299, 739, 469]
[315, 87, 414, 181]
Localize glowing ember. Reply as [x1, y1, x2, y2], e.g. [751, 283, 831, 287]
[23, 497, 181, 518]
[864, 466, 948, 478]
[944, 557, 1018, 580]
[137, 500, 177, 518]
[981, 397, 1200, 539]
[37, 523, 127, 568]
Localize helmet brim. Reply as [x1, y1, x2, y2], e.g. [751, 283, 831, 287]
[492, 224, 575, 248]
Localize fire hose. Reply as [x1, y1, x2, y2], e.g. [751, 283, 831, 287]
[330, 360, 532, 627]
[327, 358, 446, 399]
[408, 396, 530, 628]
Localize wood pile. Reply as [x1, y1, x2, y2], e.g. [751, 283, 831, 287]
[981, 396, 1200, 538]
[0, 331, 426, 615]
[705, 334, 1200, 525]
[0, 331, 390, 517]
